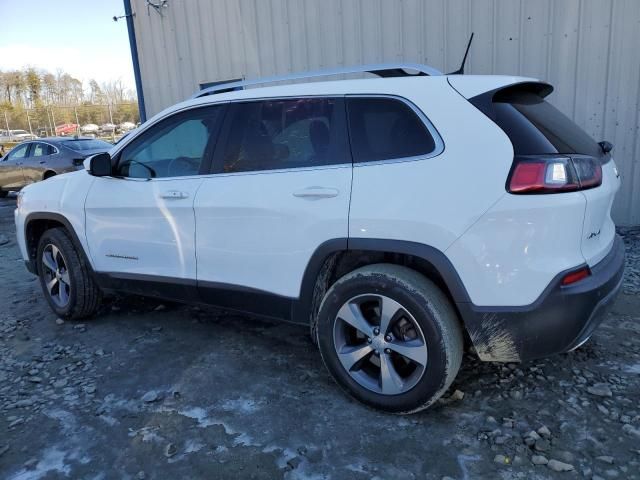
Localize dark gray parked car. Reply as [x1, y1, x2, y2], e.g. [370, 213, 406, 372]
[0, 137, 112, 197]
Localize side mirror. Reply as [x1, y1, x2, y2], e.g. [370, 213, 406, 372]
[86, 153, 113, 177]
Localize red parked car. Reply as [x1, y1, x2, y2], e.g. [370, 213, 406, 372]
[55, 124, 79, 136]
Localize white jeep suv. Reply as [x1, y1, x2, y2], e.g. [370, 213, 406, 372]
[14, 64, 625, 413]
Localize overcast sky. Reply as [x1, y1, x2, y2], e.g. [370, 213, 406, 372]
[0, 0, 135, 90]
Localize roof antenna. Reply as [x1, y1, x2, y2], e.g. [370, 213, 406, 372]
[448, 32, 474, 75]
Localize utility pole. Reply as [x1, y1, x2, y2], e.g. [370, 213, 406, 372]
[26, 110, 33, 137]
[3, 111, 10, 139]
[108, 103, 115, 142]
[46, 108, 53, 136]
[74, 107, 80, 137]
[50, 108, 57, 136]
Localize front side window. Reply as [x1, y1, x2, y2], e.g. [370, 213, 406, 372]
[8, 143, 29, 160]
[217, 97, 347, 173]
[117, 106, 224, 178]
[347, 97, 437, 163]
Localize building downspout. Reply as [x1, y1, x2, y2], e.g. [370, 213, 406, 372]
[123, 0, 147, 122]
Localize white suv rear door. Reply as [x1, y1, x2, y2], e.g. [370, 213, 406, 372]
[85, 105, 226, 283]
[194, 97, 352, 299]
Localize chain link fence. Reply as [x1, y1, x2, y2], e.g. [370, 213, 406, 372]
[1, 103, 140, 144]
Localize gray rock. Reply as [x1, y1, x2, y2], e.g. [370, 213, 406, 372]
[0, 445, 10, 457]
[525, 430, 541, 441]
[286, 456, 302, 469]
[622, 424, 640, 438]
[537, 425, 551, 438]
[596, 456, 614, 464]
[532, 455, 549, 465]
[450, 389, 464, 401]
[164, 443, 177, 457]
[0, 234, 9, 246]
[53, 379, 68, 388]
[555, 451, 574, 463]
[587, 383, 613, 397]
[534, 438, 550, 452]
[142, 390, 160, 403]
[55, 318, 65, 325]
[9, 418, 24, 428]
[547, 459, 574, 472]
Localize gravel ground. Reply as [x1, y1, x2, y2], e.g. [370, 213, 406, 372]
[1, 194, 639, 480]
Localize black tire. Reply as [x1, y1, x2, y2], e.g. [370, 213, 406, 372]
[43, 171, 56, 180]
[316, 264, 463, 414]
[37, 227, 102, 320]
[0, 189, 8, 198]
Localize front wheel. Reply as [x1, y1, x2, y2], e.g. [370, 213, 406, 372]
[37, 228, 102, 319]
[316, 264, 463, 413]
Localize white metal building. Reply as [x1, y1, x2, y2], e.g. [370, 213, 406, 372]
[125, 0, 640, 225]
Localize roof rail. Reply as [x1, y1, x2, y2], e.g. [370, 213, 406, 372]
[191, 62, 442, 99]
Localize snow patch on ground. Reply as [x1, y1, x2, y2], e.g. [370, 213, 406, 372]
[9, 447, 70, 480]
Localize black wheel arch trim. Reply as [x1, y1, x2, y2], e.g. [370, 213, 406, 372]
[293, 237, 473, 324]
[23, 212, 96, 277]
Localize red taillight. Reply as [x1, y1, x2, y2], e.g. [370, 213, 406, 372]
[561, 266, 591, 286]
[508, 156, 601, 194]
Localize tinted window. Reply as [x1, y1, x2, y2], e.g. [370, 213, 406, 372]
[8, 143, 29, 159]
[32, 143, 54, 157]
[62, 139, 112, 151]
[347, 97, 437, 163]
[117, 106, 224, 178]
[492, 91, 602, 157]
[217, 98, 347, 173]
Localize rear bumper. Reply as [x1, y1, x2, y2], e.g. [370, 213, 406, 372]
[459, 234, 625, 362]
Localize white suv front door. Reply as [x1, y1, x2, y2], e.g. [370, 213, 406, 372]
[85, 105, 226, 284]
[194, 97, 352, 301]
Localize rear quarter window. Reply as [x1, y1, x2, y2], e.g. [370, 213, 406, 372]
[346, 97, 438, 163]
[482, 89, 602, 157]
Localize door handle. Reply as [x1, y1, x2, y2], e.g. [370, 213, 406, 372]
[160, 190, 189, 199]
[292, 187, 339, 199]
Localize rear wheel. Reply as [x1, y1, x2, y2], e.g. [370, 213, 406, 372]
[0, 190, 7, 198]
[316, 264, 463, 413]
[37, 228, 102, 319]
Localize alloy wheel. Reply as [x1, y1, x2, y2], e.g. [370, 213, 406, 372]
[41, 244, 71, 308]
[332, 294, 428, 395]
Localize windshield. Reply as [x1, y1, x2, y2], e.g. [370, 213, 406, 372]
[61, 139, 112, 151]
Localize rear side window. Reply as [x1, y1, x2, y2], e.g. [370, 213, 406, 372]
[216, 97, 348, 173]
[347, 97, 437, 163]
[32, 143, 54, 157]
[490, 90, 602, 157]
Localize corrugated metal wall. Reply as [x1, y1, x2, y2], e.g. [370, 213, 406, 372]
[131, 0, 640, 225]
